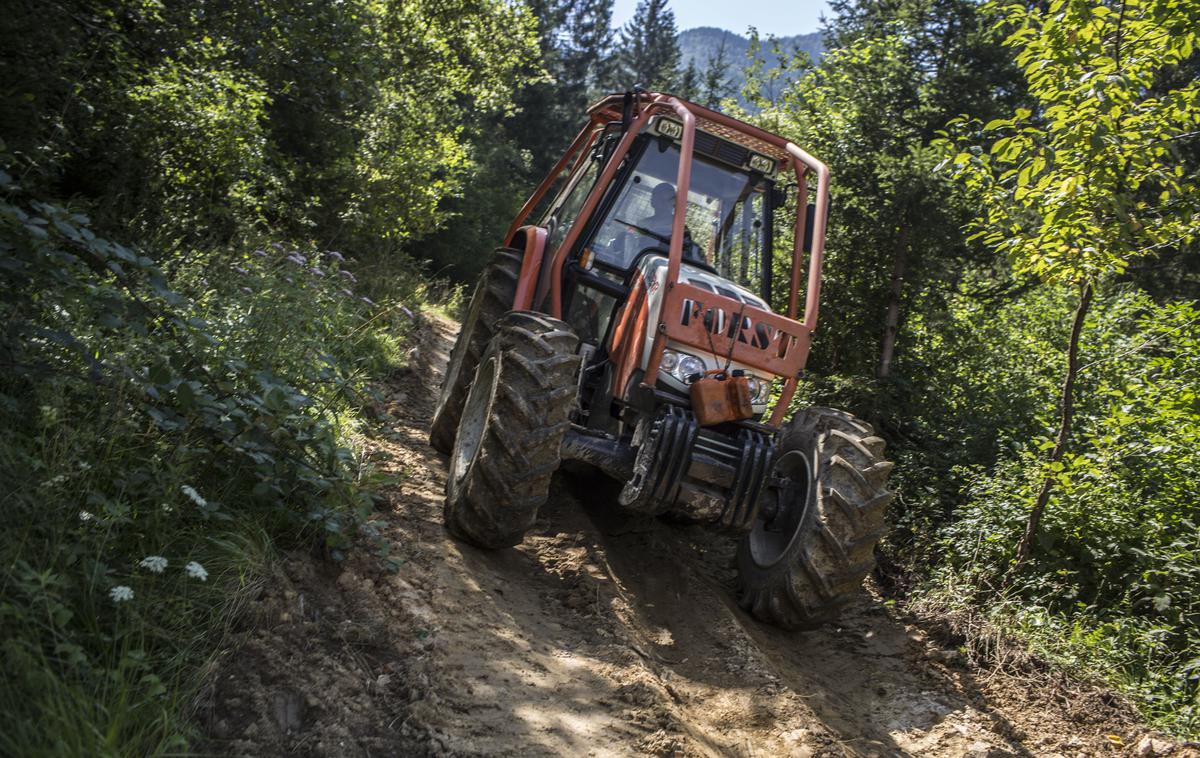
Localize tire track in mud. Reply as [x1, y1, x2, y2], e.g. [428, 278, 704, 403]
[204, 312, 1145, 758]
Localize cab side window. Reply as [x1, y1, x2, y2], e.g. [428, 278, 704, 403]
[544, 158, 601, 256]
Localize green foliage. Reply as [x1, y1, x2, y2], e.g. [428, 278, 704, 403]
[940, 0, 1200, 284]
[0, 0, 539, 750]
[418, 0, 622, 281]
[341, 0, 540, 248]
[615, 0, 681, 90]
[755, 0, 1199, 732]
[934, 293, 1200, 730]
[925, 0, 1200, 731]
[751, 0, 1021, 378]
[700, 33, 735, 108]
[0, 0, 539, 255]
[123, 40, 277, 240]
[0, 169, 410, 751]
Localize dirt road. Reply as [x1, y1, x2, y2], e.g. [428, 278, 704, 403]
[202, 313, 1157, 757]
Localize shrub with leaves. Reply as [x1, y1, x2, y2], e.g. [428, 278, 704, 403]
[0, 167, 409, 752]
[925, 290, 1200, 731]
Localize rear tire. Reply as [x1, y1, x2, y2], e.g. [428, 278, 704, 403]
[429, 248, 522, 454]
[737, 407, 893, 629]
[443, 312, 580, 548]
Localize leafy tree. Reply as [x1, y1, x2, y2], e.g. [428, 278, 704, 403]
[741, 30, 808, 113]
[940, 0, 1200, 570]
[615, 0, 681, 90]
[564, 0, 619, 101]
[418, 0, 622, 280]
[0, 2, 542, 746]
[741, 0, 1026, 585]
[826, 0, 1020, 122]
[0, 0, 539, 256]
[761, 0, 1021, 384]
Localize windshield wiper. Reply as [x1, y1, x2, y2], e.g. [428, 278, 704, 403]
[614, 218, 671, 245]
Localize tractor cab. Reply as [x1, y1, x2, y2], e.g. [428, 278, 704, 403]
[429, 92, 894, 631]
[554, 115, 776, 343]
[515, 96, 823, 438]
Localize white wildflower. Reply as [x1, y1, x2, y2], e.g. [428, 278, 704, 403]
[78, 461, 92, 471]
[109, 585, 134, 603]
[79, 510, 95, 522]
[139, 555, 168, 574]
[180, 485, 207, 507]
[41, 474, 68, 489]
[184, 561, 208, 582]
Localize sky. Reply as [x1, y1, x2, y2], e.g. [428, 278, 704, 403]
[611, 0, 832, 37]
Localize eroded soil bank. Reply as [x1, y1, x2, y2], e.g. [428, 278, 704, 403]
[200, 313, 1191, 757]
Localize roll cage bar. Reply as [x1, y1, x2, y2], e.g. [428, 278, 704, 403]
[502, 92, 831, 427]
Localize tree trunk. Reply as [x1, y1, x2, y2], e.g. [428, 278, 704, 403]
[1010, 281, 1094, 574]
[878, 227, 910, 379]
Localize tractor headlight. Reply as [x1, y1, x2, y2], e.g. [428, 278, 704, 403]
[660, 349, 706, 384]
[745, 376, 773, 405]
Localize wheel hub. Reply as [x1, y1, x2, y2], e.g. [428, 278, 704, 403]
[747, 449, 814, 568]
[448, 355, 498, 501]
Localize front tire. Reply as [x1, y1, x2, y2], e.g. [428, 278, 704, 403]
[737, 407, 893, 629]
[429, 248, 522, 454]
[443, 312, 580, 548]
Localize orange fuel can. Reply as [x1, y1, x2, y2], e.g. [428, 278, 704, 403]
[689, 370, 753, 426]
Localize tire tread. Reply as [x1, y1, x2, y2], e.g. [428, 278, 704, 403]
[737, 407, 894, 629]
[443, 312, 580, 548]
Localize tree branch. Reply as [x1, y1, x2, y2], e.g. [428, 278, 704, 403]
[1008, 281, 1093, 578]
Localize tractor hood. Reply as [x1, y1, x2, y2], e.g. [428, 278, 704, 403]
[641, 255, 770, 311]
[636, 254, 775, 410]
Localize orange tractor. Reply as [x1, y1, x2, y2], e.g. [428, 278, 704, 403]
[430, 91, 893, 629]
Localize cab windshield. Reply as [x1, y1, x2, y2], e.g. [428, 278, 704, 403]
[587, 139, 770, 295]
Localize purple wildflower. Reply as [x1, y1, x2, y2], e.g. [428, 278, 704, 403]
[307, 267, 325, 277]
[360, 296, 376, 307]
[324, 250, 345, 262]
[252, 249, 267, 258]
[233, 265, 249, 275]
[285, 253, 306, 266]
[401, 306, 415, 319]
[341, 288, 354, 297]
[339, 270, 357, 283]
[241, 286, 253, 295]
[284, 276, 293, 284]
[270, 242, 285, 251]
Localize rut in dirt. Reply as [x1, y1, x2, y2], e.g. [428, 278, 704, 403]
[203, 312, 1140, 758]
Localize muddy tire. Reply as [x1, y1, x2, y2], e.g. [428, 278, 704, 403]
[443, 312, 580, 548]
[737, 407, 893, 629]
[429, 248, 523, 454]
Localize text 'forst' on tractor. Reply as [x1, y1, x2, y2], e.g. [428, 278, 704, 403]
[429, 90, 894, 629]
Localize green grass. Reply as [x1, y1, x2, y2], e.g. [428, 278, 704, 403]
[909, 570, 1200, 738]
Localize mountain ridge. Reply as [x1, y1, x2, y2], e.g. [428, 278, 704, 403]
[677, 26, 824, 106]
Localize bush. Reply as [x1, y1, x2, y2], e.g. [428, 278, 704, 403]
[0, 170, 412, 752]
[924, 289, 1200, 732]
